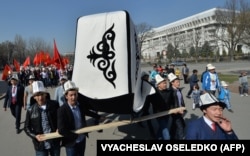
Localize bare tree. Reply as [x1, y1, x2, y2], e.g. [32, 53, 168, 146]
[189, 28, 202, 63]
[167, 43, 174, 61]
[14, 35, 27, 63]
[170, 35, 181, 60]
[135, 22, 154, 53]
[27, 37, 53, 61]
[27, 37, 51, 53]
[0, 41, 15, 66]
[240, 1, 250, 47]
[214, 0, 249, 61]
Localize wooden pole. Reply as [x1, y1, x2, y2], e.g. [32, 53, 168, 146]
[41, 107, 186, 141]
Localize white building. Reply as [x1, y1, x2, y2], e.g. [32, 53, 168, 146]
[141, 8, 250, 60]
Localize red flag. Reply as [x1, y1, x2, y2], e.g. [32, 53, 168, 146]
[1, 64, 11, 80]
[39, 51, 46, 63]
[33, 53, 39, 66]
[53, 39, 65, 69]
[23, 56, 30, 67]
[44, 52, 52, 66]
[13, 59, 20, 72]
[63, 57, 69, 65]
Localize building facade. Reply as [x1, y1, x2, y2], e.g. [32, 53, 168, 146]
[141, 8, 250, 61]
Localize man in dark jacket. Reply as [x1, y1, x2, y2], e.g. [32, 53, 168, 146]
[150, 74, 174, 140]
[168, 73, 186, 140]
[57, 80, 105, 156]
[4, 74, 24, 134]
[24, 81, 61, 156]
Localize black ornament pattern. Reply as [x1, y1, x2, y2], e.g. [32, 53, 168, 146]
[87, 24, 117, 88]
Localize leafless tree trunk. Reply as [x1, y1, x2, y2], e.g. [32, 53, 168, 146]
[214, 0, 249, 62]
[136, 23, 155, 61]
[14, 35, 27, 64]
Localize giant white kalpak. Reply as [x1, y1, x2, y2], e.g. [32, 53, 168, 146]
[72, 10, 155, 114]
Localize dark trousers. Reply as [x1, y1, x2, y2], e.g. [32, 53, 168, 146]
[10, 104, 22, 130]
[170, 114, 185, 140]
[156, 116, 171, 140]
[65, 139, 86, 156]
[187, 85, 194, 96]
[140, 111, 156, 139]
[183, 74, 188, 84]
[35, 147, 60, 156]
[139, 99, 156, 139]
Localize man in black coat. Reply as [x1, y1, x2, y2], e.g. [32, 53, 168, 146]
[168, 73, 186, 140]
[24, 81, 61, 156]
[57, 80, 105, 156]
[3, 74, 24, 134]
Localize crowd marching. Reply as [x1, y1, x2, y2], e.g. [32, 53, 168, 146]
[144, 62, 245, 140]
[5, 64, 73, 88]
[1, 61, 249, 155]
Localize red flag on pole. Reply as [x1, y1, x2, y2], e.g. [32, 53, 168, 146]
[53, 39, 65, 69]
[1, 64, 12, 80]
[13, 59, 20, 72]
[23, 56, 30, 67]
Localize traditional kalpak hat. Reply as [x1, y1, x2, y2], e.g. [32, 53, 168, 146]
[32, 81, 47, 96]
[221, 81, 228, 87]
[60, 75, 68, 81]
[28, 75, 35, 80]
[63, 80, 79, 94]
[168, 73, 178, 82]
[155, 74, 165, 85]
[199, 93, 226, 110]
[11, 74, 19, 81]
[207, 64, 215, 70]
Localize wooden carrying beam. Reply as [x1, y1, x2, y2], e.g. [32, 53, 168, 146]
[41, 107, 186, 141]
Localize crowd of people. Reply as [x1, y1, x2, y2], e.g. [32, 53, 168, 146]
[5, 64, 73, 88]
[2, 64, 103, 155]
[1, 62, 248, 155]
[2, 65, 106, 156]
[141, 62, 245, 140]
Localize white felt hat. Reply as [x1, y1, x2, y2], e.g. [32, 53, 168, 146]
[155, 74, 165, 85]
[168, 73, 178, 82]
[207, 64, 215, 70]
[11, 74, 19, 81]
[28, 75, 35, 80]
[63, 80, 79, 94]
[221, 81, 228, 87]
[60, 75, 68, 81]
[206, 63, 212, 68]
[199, 93, 226, 109]
[32, 81, 47, 96]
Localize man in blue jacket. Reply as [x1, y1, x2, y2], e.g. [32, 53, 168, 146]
[185, 93, 238, 140]
[202, 64, 220, 95]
